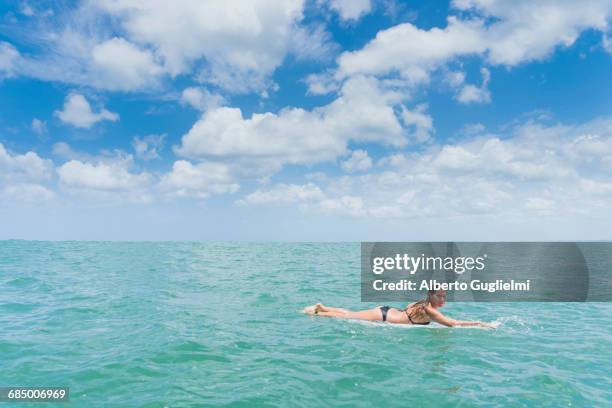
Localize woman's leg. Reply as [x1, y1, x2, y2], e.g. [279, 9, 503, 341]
[316, 308, 382, 321]
[316, 303, 350, 313]
[304, 304, 383, 321]
[303, 303, 350, 315]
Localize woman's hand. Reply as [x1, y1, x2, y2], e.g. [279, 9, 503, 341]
[478, 321, 498, 329]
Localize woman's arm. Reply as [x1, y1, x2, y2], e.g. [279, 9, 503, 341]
[425, 306, 496, 328]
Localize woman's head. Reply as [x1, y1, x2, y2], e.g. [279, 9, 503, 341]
[427, 289, 447, 308]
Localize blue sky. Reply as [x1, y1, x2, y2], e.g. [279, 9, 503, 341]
[1, 0, 612, 240]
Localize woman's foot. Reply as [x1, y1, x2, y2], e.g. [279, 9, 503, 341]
[302, 304, 317, 315]
[302, 303, 323, 315]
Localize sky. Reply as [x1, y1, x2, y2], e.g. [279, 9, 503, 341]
[1, 0, 612, 241]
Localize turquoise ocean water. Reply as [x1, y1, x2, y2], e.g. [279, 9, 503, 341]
[1, 241, 611, 407]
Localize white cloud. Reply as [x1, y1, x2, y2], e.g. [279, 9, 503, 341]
[1, 183, 55, 202]
[20, 3, 35, 16]
[327, 0, 372, 21]
[604, 33, 612, 53]
[240, 182, 324, 204]
[237, 116, 612, 219]
[49, 145, 243, 201]
[401, 104, 434, 143]
[0, 143, 55, 203]
[289, 24, 338, 61]
[3, 1, 316, 93]
[158, 160, 239, 198]
[58, 156, 150, 191]
[444, 70, 466, 87]
[0, 11, 164, 92]
[457, 85, 490, 104]
[430, 130, 576, 180]
[333, 1, 612, 89]
[3, 0, 611, 99]
[456, 68, 491, 104]
[180, 87, 225, 111]
[0, 142, 53, 182]
[239, 181, 366, 217]
[96, 0, 306, 93]
[51, 142, 90, 161]
[444, 71, 465, 88]
[31, 118, 47, 135]
[459, 122, 486, 136]
[454, 0, 612, 65]
[525, 197, 555, 210]
[336, 17, 486, 83]
[54, 93, 119, 129]
[305, 71, 340, 95]
[91, 37, 163, 91]
[15, 31, 164, 92]
[175, 76, 410, 175]
[318, 195, 366, 216]
[570, 133, 612, 162]
[132, 134, 165, 160]
[341, 150, 372, 172]
[579, 178, 612, 195]
[0, 42, 20, 79]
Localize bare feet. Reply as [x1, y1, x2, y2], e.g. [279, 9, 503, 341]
[302, 303, 323, 315]
[302, 304, 317, 315]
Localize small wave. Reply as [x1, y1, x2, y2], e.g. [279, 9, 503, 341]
[492, 315, 530, 326]
[5, 276, 39, 287]
[348, 320, 437, 329]
[490, 315, 536, 333]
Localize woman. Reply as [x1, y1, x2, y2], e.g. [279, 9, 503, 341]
[303, 289, 496, 328]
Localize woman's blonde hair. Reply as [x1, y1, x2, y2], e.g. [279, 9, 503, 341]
[414, 289, 447, 307]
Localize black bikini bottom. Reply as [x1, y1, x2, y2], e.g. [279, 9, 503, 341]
[380, 306, 430, 325]
[380, 306, 390, 321]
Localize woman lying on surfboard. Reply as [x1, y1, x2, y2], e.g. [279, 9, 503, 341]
[303, 289, 496, 328]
